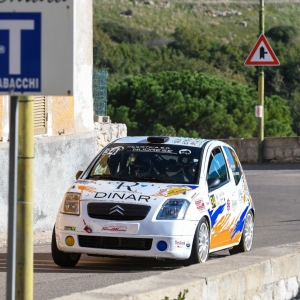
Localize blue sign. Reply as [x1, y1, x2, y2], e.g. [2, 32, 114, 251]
[0, 13, 41, 93]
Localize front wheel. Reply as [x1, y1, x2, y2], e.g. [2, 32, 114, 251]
[229, 211, 254, 255]
[184, 217, 210, 266]
[51, 226, 81, 267]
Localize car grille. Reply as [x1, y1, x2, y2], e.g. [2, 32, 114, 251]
[87, 202, 151, 221]
[78, 235, 152, 250]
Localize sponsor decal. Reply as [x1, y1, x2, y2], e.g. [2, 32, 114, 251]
[83, 220, 92, 233]
[210, 195, 216, 209]
[76, 179, 97, 185]
[186, 242, 191, 248]
[101, 225, 127, 232]
[78, 185, 97, 193]
[175, 240, 186, 248]
[95, 192, 150, 202]
[152, 185, 197, 197]
[128, 145, 173, 153]
[94, 223, 139, 234]
[195, 199, 205, 211]
[227, 199, 231, 211]
[174, 139, 182, 144]
[64, 226, 76, 231]
[166, 187, 191, 197]
[103, 146, 124, 155]
[116, 182, 139, 191]
[219, 195, 225, 203]
[179, 149, 191, 155]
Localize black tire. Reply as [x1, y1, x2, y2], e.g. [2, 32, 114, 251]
[183, 217, 210, 266]
[229, 211, 254, 255]
[51, 226, 81, 267]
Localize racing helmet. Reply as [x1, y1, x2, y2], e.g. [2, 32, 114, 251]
[130, 155, 152, 177]
[186, 159, 198, 179]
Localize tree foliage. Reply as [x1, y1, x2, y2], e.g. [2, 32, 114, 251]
[108, 71, 294, 138]
[93, 17, 299, 136]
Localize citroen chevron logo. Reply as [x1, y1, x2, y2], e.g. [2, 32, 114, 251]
[109, 205, 125, 215]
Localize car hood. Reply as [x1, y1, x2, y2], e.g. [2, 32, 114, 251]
[69, 179, 200, 207]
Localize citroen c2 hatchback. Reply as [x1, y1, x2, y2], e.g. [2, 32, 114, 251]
[51, 136, 255, 267]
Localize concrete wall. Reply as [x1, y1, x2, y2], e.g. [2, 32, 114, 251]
[0, 122, 127, 233]
[51, 243, 300, 300]
[221, 136, 300, 164]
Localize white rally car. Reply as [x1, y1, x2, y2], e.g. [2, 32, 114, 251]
[52, 136, 255, 267]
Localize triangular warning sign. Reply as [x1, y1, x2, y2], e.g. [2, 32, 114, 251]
[244, 34, 280, 66]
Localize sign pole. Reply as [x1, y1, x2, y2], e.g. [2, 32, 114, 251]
[16, 96, 34, 300]
[258, 0, 265, 163]
[245, 2, 279, 162]
[6, 95, 19, 300]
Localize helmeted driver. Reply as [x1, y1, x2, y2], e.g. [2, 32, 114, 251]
[130, 155, 153, 177]
[186, 160, 197, 182]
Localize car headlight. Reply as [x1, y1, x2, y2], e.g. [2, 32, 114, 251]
[61, 193, 80, 215]
[156, 199, 190, 220]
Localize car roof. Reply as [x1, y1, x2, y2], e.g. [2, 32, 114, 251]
[112, 136, 212, 148]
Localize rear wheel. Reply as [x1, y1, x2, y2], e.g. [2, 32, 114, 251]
[229, 211, 254, 255]
[184, 217, 210, 266]
[51, 226, 81, 267]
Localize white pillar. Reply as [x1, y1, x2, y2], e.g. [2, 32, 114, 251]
[74, 0, 94, 133]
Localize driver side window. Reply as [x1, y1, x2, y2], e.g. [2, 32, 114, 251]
[207, 148, 229, 185]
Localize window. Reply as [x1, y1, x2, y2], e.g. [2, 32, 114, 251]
[34, 96, 47, 135]
[223, 146, 242, 185]
[207, 147, 229, 185]
[86, 143, 201, 184]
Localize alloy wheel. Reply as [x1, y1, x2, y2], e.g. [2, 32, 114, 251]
[198, 222, 209, 262]
[244, 213, 254, 251]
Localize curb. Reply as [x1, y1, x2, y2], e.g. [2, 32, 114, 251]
[51, 243, 300, 300]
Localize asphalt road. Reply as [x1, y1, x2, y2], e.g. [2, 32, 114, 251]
[0, 163, 299, 300]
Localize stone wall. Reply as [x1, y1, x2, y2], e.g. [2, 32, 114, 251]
[94, 122, 127, 152]
[221, 136, 300, 163]
[264, 137, 300, 163]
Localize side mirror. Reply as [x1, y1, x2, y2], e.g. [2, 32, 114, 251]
[75, 171, 83, 180]
[207, 177, 221, 189]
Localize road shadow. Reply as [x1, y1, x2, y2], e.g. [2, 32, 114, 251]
[0, 251, 229, 274]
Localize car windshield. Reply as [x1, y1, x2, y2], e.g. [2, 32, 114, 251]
[87, 143, 202, 184]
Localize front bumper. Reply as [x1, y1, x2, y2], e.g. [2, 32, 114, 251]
[55, 213, 198, 260]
